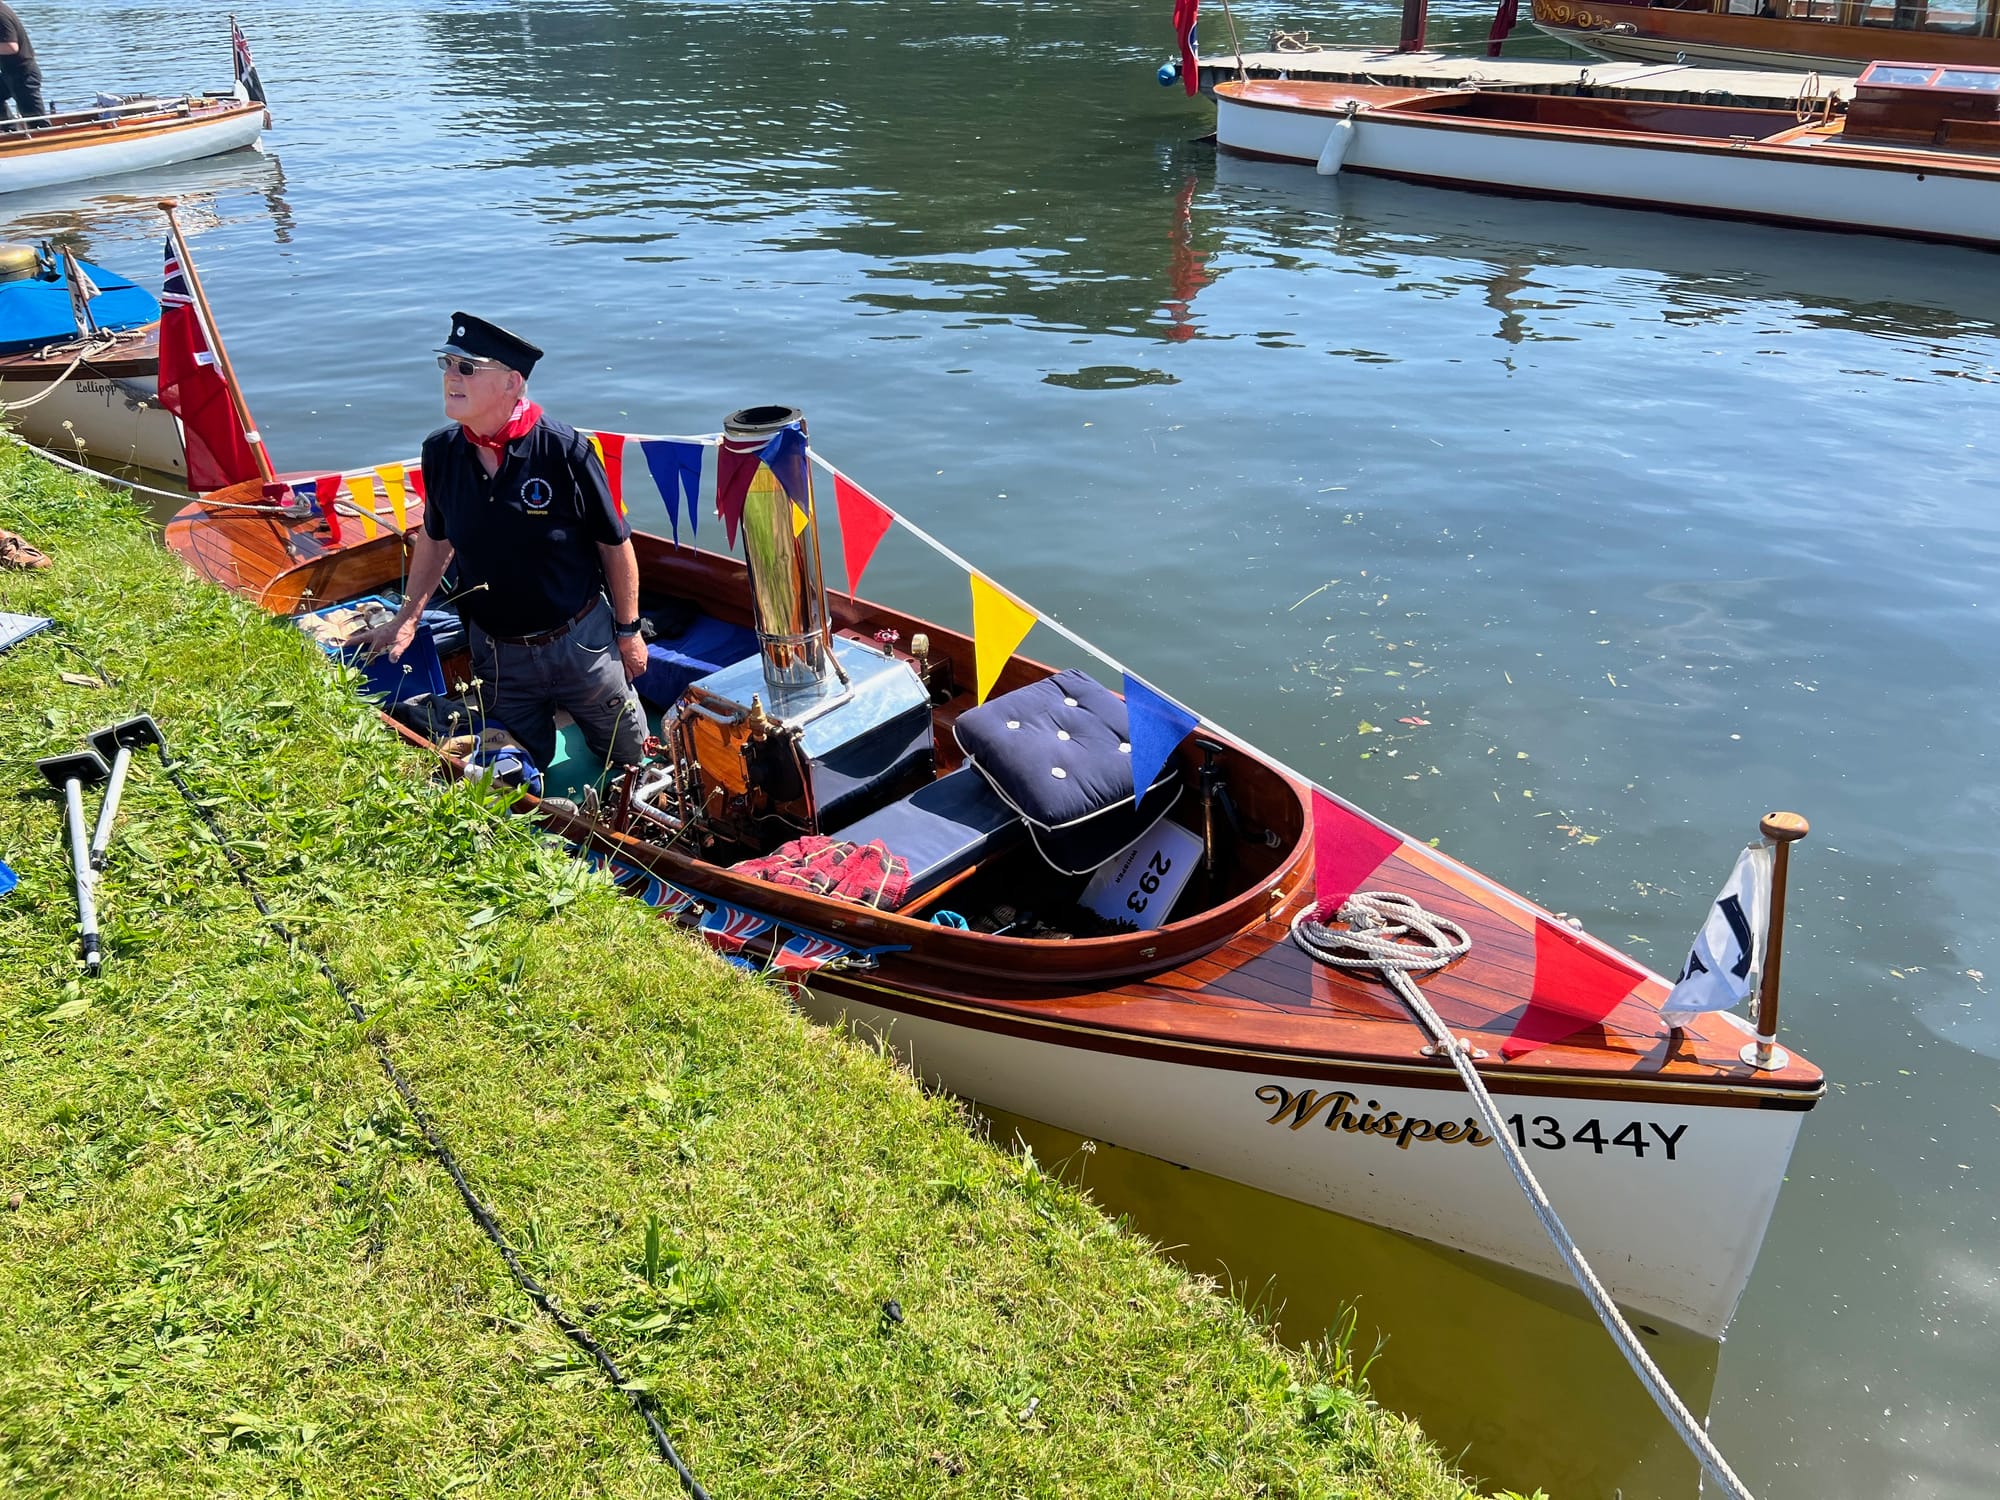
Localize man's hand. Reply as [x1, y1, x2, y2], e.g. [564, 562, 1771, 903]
[354, 613, 419, 663]
[618, 632, 648, 683]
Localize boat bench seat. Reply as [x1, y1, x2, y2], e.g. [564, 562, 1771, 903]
[828, 766, 1027, 908]
[633, 612, 759, 710]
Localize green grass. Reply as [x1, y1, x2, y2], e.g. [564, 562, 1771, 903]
[0, 451, 1536, 1499]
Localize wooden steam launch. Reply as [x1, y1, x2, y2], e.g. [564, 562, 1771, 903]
[1215, 61, 2000, 250]
[160, 394, 1825, 1341]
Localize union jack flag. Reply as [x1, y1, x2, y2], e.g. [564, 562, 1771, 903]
[231, 17, 267, 109]
[774, 933, 853, 999]
[701, 903, 773, 956]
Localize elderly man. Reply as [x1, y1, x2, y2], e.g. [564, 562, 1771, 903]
[0, 3, 43, 124]
[360, 312, 647, 781]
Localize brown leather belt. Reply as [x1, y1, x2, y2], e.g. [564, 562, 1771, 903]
[486, 595, 600, 648]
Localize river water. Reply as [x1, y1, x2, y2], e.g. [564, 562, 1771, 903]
[11, 2, 1999, 1495]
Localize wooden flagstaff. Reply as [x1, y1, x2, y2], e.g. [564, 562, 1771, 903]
[1746, 810, 1810, 1071]
[158, 197, 281, 494]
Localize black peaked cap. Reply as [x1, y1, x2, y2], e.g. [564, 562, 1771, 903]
[438, 312, 543, 376]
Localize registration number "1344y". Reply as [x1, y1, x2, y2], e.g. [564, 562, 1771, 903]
[1506, 1115, 1689, 1159]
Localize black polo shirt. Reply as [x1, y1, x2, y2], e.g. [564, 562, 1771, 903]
[0, 4, 35, 67]
[420, 414, 629, 639]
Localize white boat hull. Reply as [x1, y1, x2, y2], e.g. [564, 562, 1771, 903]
[0, 105, 263, 195]
[1216, 90, 2000, 248]
[2, 372, 186, 479]
[799, 979, 1804, 1337]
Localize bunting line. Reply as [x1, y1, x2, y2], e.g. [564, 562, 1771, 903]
[800, 444, 1656, 979]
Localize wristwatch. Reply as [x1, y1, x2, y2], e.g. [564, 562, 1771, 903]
[614, 617, 643, 639]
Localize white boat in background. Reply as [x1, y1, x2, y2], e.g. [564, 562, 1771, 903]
[0, 95, 264, 197]
[0, 21, 269, 197]
[1215, 61, 2000, 250]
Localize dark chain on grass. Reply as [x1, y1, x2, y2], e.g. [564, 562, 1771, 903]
[159, 752, 711, 1498]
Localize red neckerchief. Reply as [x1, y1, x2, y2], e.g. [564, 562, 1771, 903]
[462, 398, 542, 454]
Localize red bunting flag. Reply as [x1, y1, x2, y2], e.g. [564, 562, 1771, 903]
[1502, 919, 1648, 1059]
[594, 431, 627, 520]
[1311, 791, 1403, 918]
[313, 474, 343, 544]
[715, 440, 761, 550]
[404, 463, 425, 503]
[834, 473, 893, 597]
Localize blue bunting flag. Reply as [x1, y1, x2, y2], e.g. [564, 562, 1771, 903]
[1123, 672, 1200, 795]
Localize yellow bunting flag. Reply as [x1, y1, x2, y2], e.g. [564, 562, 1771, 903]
[970, 573, 1036, 705]
[588, 432, 606, 469]
[792, 500, 811, 537]
[374, 464, 407, 531]
[348, 473, 378, 540]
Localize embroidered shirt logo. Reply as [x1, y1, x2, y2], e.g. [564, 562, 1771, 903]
[520, 477, 554, 511]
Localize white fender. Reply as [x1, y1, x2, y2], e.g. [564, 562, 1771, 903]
[1315, 115, 1355, 176]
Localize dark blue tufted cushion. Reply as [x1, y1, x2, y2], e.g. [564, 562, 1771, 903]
[633, 614, 759, 709]
[953, 668, 1181, 874]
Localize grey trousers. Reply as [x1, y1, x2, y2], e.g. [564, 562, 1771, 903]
[467, 595, 646, 781]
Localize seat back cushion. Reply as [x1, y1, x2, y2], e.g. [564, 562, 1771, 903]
[633, 614, 759, 709]
[952, 668, 1182, 875]
[830, 766, 1025, 904]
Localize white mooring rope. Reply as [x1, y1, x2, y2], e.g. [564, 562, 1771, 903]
[1292, 892, 1756, 1500]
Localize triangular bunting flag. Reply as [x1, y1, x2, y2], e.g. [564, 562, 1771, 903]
[969, 573, 1036, 704]
[1310, 792, 1404, 918]
[404, 463, 425, 503]
[309, 476, 342, 544]
[348, 473, 378, 540]
[834, 473, 893, 597]
[715, 441, 761, 551]
[594, 431, 628, 520]
[1503, 920, 1649, 1059]
[374, 464, 407, 531]
[792, 500, 811, 537]
[640, 440, 703, 545]
[1123, 673, 1200, 796]
[758, 424, 810, 509]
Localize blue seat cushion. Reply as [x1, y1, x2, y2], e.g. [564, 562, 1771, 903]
[831, 766, 1026, 905]
[633, 614, 759, 709]
[952, 668, 1181, 875]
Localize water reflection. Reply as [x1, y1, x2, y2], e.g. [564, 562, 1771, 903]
[982, 1107, 1720, 1500]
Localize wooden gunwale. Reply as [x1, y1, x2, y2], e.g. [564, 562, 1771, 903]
[0, 98, 257, 161]
[165, 490, 1825, 1106]
[1221, 79, 2000, 181]
[0, 324, 158, 381]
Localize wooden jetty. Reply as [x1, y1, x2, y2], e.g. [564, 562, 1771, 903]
[1197, 47, 1851, 110]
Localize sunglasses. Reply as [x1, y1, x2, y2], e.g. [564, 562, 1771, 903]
[436, 354, 502, 376]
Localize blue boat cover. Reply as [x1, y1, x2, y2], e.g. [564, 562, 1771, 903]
[0, 251, 159, 354]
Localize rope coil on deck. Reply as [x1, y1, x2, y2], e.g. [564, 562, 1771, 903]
[1292, 892, 1757, 1500]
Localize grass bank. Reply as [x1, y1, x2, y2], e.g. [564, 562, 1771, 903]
[0, 453, 1533, 1499]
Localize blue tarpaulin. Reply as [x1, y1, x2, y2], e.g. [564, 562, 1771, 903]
[0, 251, 159, 353]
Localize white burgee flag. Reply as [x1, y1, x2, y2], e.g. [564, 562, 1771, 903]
[1661, 842, 1774, 1028]
[61, 249, 102, 338]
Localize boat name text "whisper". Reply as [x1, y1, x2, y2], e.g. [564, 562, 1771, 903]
[1256, 1085, 1492, 1150]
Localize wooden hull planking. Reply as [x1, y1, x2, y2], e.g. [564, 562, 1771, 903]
[0, 100, 264, 195]
[1216, 80, 2000, 249]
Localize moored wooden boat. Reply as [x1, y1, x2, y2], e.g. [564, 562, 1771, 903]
[0, 245, 183, 478]
[1215, 63, 2000, 249]
[160, 418, 1825, 1340]
[1529, 0, 2000, 74]
[0, 95, 264, 196]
